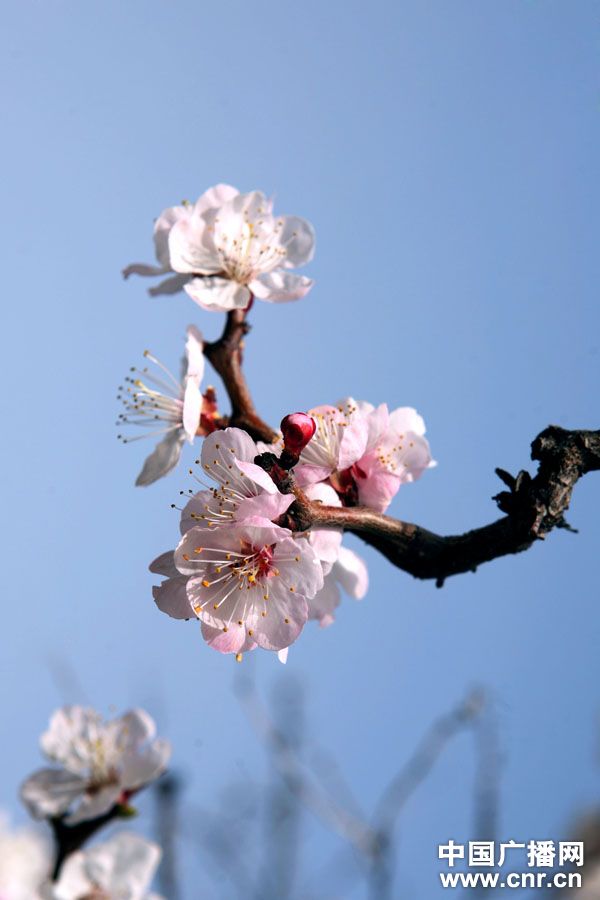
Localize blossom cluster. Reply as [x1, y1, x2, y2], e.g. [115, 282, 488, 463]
[4, 705, 169, 899]
[0, 819, 162, 900]
[118, 183, 434, 660]
[151, 427, 368, 660]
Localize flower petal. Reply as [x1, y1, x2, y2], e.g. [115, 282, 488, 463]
[355, 464, 401, 512]
[304, 483, 342, 572]
[40, 707, 102, 773]
[149, 551, 177, 577]
[202, 427, 258, 466]
[250, 271, 314, 303]
[121, 738, 171, 790]
[179, 490, 214, 535]
[115, 709, 157, 747]
[148, 273, 191, 297]
[235, 492, 294, 523]
[235, 460, 278, 494]
[184, 325, 205, 381]
[168, 215, 221, 275]
[135, 431, 185, 486]
[122, 262, 167, 279]
[294, 464, 334, 486]
[184, 277, 251, 312]
[333, 546, 369, 599]
[55, 833, 162, 899]
[20, 768, 86, 819]
[278, 215, 316, 268]
[153, 205, 191, 267]
[194, 183, 239, 214]
[65, 785, 121, 826]
[182, 379, 201, 442]
[307, 574, 341, 627]
[388, 406, 427, 437]
[200, 620, 251, 655]
[153, 575, 193, 620]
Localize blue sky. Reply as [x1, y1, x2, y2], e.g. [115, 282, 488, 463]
[1, 1, 598, 896]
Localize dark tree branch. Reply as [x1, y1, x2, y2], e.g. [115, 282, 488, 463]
[203, 309, 277, 444]
[203, 317, 599, 583]
[283, 426, 600, 585]
[49, 804, 125, 880]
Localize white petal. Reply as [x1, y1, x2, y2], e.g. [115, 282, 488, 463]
[149, 551, 178, 577]
[168, 216, 221, 275]
[148, 273, 191, 297]
[65, 785, 121, 826]
[194, 183, 239, 214]
[182, 379, 201, 442]
[201, 621, 254, 655]
[307, 574, 341, 627]
[41, 707, 101, 773]
[52, 851, 91, 900]
[115, 709, 157, 746]
[122, 262, 168, 279]
[153, 575, 194, 620]
[153, 205, 191, 267]
[277, 648, 289, 664]
[55, 833, 161, 900]
[201, 427, 258, 468]
[20, 769, 86, 819]
[235, 492, 294, 522]
[250, 270, 314, 303]
[388, 406, 427, 437]
[219, 190, 271, 224]
[179, 490, 214, 535]
[304, 482, 341, 507]
[135, 431, 185, 486]
[278, 215, 316, 268]
[334, 546, 369, 599]
[184, 325, 205, 381]
[184, 277, 251, 312]
[235, 460, 278, 493]
[121, 739, 171, 790]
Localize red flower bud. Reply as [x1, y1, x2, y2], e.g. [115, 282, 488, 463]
[280, 412, 317, 457]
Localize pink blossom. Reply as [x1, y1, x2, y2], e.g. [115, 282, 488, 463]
[175, 521, 323, 654]
[179, 427, 294, 534]
[295, 399, 371, 486]
[351, 405, 435, 512]
[296, 397, 434, 513]
[150, 430, 327, 654]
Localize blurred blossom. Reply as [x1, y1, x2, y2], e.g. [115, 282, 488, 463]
[0, 813, 50, 899]
[21, 707, 170, 825]
[52, 833, 162, 900]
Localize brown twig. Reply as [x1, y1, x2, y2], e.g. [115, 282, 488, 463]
[203, 309, 277, 443]
[283, 426, 600, 586]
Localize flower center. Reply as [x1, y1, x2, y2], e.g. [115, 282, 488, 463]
[213, 217, 287, 285]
